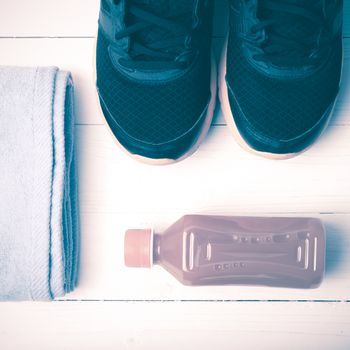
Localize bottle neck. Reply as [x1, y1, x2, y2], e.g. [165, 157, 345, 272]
[153, 234, 161, 264]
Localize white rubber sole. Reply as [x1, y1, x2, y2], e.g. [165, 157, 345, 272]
[218, 35, 300, 160]
[93, 38, 217, 166]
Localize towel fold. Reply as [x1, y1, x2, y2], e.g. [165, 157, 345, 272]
[0, 66, 79, 301]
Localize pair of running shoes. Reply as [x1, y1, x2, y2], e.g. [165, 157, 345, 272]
[96, 0, 343, 164]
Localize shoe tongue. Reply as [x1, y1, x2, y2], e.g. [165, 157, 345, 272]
[257, 0, 322, 66]
[127, 0, 195, 58]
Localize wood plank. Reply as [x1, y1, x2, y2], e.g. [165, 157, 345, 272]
[0, 0, 349, 38]
[0, 0, 100, 37]
[0, 302, 349, 350]
[77, 124, 350, 215]
[0, 38, 349, 126]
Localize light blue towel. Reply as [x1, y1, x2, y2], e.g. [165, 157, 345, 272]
[0, 66, 79, 301]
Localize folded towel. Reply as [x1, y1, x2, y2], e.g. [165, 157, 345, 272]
[0, 66, 79, 301]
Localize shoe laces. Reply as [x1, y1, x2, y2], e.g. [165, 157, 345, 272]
[247, 0, 337, 67]
[113, 0, 198, 70]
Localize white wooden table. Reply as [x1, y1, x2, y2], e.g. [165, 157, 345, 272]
[0, 1, 350, 349]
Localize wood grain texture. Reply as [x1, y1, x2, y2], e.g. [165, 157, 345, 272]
[76, 124, 350, 215]
[0, 302, 349, 350]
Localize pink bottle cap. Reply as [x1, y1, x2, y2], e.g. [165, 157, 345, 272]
[124, 229, 153, 268]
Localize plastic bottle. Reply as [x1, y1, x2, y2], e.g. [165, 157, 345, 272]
[124, 215, 325, 288]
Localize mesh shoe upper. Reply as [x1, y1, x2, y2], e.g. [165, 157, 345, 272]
[227, 33, 342, 142]
[97, 31, 211, 145]
[96, 0, 213, 159]
[226, 0, 343, 153]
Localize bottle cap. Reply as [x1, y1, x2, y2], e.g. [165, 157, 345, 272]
[124, 229, 153, 268]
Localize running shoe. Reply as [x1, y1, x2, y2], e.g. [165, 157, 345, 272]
[96, 0, 216, 164]
[220, 0, 343, 158]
